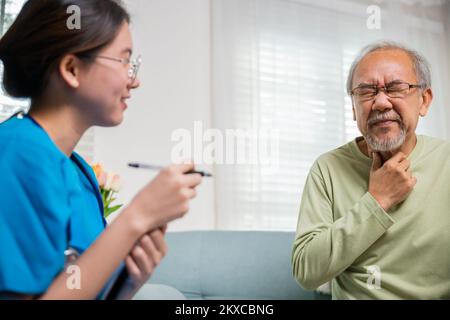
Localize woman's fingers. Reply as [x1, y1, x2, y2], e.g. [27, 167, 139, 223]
[125, 255, 142, 282]
[148, 230, 168, 260]
[160, 224, 168, 235]
[131, 244, 154, 276]
[124, 229, 168, 285]
[182, 173, 203, 188]
[140, 233, 165, 266]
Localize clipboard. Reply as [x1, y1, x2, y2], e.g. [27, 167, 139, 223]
[99, 263, 130, 300]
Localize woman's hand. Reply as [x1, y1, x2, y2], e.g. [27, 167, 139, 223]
[114, 226, 168, 300]
[126, 226, 168, 285]
[127, 163, 202, 234]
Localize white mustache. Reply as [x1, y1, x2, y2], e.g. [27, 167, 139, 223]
[367, 112, 402, 126]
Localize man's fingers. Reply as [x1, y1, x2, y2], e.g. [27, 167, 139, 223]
[398, 159, 410, 172]
[405, 167, 413, 177]
[404, 167, 417, 186]
[388, 152, 407, 163]
[371, 152, 382, 171]
[367, 144, 374, 156]
[373, 151, 407, 172]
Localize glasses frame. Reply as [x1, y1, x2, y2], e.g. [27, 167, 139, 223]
[351, 81, 425, 100]
[87, 54, 142, 84]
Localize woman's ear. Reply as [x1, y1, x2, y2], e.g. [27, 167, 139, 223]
[58, 54, 82, 89]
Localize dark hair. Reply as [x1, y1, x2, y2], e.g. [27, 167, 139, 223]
[0, 0, 130, 100]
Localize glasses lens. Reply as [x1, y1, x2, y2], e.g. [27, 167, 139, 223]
[129, 56, 141, 83]
[386, 83, 409, 98]
[354, 86, 376, 99]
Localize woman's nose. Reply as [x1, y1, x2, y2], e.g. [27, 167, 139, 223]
[129, 77, 141, 89]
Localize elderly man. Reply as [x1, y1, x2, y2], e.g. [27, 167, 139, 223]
[291, 41, 450, 299]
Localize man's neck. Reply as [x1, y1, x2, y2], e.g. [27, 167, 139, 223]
[357, 134, 417, 163]
[29, 103, 90, 158]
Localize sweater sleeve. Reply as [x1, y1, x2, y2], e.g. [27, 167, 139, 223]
[291, 164, 395, 290]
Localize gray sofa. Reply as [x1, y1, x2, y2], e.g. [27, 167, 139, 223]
[134, 231, 331, 300]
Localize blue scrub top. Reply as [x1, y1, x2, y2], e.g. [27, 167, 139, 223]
[0, 114, 107, 296]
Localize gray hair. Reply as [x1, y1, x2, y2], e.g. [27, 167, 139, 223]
[346, 41, 432, 95]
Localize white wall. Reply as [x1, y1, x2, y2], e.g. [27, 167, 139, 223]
[95, 0, 215, 230]
[447, 2, 450, 102]
[93, 0, 450, 231]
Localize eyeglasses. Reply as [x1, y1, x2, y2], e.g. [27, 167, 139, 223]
[351, 81, 425, 101]
[91, 55, 142, 84]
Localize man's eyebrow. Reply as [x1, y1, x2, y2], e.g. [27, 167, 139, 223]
[356, 79, 405, 87]
[386, 79, 406, 84]
[355, 82, 376, 87]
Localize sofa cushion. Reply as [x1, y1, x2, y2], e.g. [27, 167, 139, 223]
[147, 231, 330, 300]
[133, 284, 186, 300]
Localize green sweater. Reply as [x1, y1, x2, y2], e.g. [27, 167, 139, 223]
[292, 135, 450, 299]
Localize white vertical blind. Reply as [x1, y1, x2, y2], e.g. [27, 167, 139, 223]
[212, 0, 450, 230]
[0, 0, 95, 161]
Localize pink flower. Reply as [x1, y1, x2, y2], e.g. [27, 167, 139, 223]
[98, 171, 107, 188]
[91, 163, 104, 179]
[111, 174, 122, 192]
[104, 172, 114, 191]
[90, 162, 123, 219]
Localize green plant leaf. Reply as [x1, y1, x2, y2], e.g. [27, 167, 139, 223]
[104, 204, 123, 218]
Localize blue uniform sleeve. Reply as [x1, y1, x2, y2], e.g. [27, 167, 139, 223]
[0, 140, 72, 296]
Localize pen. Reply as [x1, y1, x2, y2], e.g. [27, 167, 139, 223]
[128, 162, 213, 177]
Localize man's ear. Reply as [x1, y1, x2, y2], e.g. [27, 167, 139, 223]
[58, 54, 82, 89]
[352, 101, 357, 121]
[419, 87, 433, 117]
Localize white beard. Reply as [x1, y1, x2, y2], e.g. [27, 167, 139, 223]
[365, 126, 406, 152]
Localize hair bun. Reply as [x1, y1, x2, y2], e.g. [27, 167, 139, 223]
[1, 57, 35, 99]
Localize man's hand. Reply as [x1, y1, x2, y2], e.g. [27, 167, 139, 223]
[368, 151, 417, 211]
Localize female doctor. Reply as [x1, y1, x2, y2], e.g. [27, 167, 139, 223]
[0, 0, 202, 299]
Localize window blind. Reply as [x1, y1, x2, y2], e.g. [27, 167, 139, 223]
[212, 0, 450, 230]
